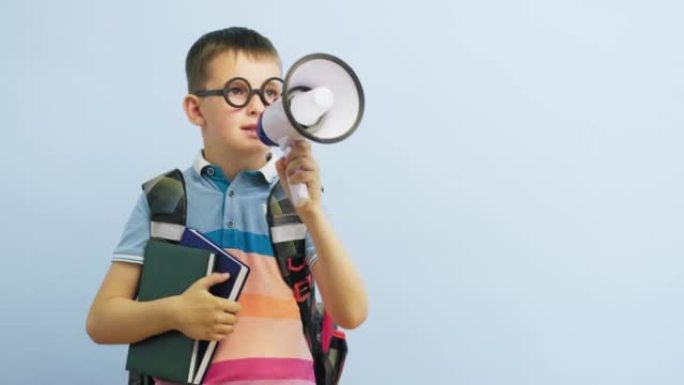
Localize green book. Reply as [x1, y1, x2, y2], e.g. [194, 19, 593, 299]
[126, 240, 215, 384]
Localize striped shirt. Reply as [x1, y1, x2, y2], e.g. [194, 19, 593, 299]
[113, 151, 317, 385]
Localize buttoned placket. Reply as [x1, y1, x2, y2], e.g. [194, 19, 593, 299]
[225, 175, 237, 229]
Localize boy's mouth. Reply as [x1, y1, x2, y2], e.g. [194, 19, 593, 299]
[241, 124, 259, 138]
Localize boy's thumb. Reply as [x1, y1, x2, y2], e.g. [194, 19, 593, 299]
[276, 158, 286, 177]
[197, 272, 230, 289]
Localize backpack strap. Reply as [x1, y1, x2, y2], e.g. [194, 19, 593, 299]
[142, 169, 187, 242]
[266, 181, 316, 318]
[128, 169, 187, 385]
[267, 182, 346, 385]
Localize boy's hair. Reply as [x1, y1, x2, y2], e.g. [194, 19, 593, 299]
[185, 27, 280, 92]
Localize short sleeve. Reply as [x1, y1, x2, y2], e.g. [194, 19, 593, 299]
[112, 192, 151, 264]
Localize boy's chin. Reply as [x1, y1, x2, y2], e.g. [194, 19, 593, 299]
[248, 139, 270, 151]
[243, 141, 271, 157]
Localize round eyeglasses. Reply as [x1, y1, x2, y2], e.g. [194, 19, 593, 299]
[192, 77, 284, 108]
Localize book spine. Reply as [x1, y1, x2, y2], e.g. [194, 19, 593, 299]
[194, 248, 218, 384]
[193, 341, 217, 384]
[188, 252, 216, 384]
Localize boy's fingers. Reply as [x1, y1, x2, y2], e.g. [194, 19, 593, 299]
[214, 324, 234, 335]
[276, 157, 287, 173]
[220, 299, 241, 314]
[288, 170, 316, 185]
[287, 140, 312, 159]
[217, 312, 238, 325]
[286, 159, 317, 177]
[210, 332, 228, 341]
[293, 139, 310, 151]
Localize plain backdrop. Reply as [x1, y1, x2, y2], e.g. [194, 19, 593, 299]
[1, 0, 682, 384]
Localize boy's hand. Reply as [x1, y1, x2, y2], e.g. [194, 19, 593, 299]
[172, 273, 240, 341]
[276, 140, 323, 218]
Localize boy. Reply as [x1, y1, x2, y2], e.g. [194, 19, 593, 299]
[86, 27, 368, 385]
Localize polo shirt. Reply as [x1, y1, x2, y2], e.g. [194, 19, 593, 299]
[113, 151, 317, 385]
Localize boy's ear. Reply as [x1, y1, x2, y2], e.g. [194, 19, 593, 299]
[183, 94, 205, 127]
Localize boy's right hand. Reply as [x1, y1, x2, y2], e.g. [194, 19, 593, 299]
[172, 273, 241, 341]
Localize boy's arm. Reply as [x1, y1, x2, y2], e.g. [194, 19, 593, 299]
[86, 261, 240, 344]
[305, 209, 369, 330]
[276, 141, 369, 330]
[86, 262, 176, 344]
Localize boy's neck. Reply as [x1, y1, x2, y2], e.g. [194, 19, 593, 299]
[203, 149, 269, 181]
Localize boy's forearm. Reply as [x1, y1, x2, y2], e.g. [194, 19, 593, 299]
[302, 208, 368, 329]
[87, 295, 179, 345]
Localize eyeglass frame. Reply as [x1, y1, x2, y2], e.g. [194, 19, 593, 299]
[191, 76, 284, 108]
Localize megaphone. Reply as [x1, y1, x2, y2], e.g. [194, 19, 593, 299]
[257, 53, 365, 206]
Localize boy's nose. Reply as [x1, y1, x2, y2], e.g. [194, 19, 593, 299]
[245, 93, 266, 115]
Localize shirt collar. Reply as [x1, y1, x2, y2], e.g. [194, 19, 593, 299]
[192, 150, 278, 184]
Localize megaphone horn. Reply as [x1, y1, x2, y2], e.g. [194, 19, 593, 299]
[257, 53, 365, 206]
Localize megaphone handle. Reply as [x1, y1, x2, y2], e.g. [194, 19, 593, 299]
[289, 181, 309, 207]
[282, 144, 310, 207]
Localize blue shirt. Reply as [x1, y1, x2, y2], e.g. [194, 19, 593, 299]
[112, 150, 316, 266]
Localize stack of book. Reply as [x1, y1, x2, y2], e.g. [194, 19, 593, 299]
[126, 228, 250, 384]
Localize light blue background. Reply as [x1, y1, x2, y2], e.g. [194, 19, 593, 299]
[1, 0, 682, 384]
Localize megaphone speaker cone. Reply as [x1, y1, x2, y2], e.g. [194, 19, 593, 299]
[282, 53, 365, 143]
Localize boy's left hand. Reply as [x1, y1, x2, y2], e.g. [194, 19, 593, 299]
[275, 140, 322, 218]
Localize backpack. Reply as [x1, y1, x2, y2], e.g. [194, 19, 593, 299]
[128, 169, 347, 385]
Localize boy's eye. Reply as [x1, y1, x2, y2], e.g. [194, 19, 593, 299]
[228, 87, 247, 96]
[224, 79, 251, 107]
[262, 78, 284, 103]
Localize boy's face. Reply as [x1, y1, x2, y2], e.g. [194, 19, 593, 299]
[193, 51, 282, 162]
